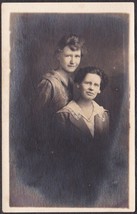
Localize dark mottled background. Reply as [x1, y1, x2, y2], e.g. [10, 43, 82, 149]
[10, 13, 129, 207]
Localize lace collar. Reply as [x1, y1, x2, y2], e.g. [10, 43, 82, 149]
[61, 100, 106, 121]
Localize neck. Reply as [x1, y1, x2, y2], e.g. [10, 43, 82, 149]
[77, 99, 93, 108]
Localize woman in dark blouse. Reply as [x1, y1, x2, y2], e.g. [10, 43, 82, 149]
[34, 34, 86, 146]
[29, 34, 86, 188]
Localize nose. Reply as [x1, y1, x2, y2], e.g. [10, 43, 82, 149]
[89, 84, 94, 90]
[70, 56, 74, 64]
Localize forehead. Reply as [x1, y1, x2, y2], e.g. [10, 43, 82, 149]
[83, 73, 101, 83]
[62, 46, 81, 54]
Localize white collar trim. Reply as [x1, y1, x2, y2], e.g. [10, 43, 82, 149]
[62, 100, 106, 120]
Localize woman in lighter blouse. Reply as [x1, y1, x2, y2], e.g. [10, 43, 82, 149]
[51, 66, 109, 206]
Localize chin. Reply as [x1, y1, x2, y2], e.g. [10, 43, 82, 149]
[67, 70, 75, 73]
[84, 97, 93, 101]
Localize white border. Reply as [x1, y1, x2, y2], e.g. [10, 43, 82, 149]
[2, 2, 135, 213]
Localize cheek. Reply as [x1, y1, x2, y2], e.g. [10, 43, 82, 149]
[77, 58, 81, 64]
[81, 86, 87, 93]
[84, 85, 89, 90]
[96, 88, 101, 94]
[60, 57, 67, 66]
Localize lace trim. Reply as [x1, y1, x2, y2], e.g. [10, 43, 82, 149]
[58, 101, 108, 122]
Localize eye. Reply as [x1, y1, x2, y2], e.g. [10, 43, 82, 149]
[83, 81, 90, 85]
[94, 83, 100, 87]
[75, 55, 81, 58]
[65, 55, 71, 57]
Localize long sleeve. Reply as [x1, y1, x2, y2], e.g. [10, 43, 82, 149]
[31, 78, 55, 149]
[37, 79, 54, 109]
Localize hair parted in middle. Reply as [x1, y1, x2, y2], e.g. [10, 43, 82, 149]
[74, 66, 108, 91]
[55, 34, 87, 56]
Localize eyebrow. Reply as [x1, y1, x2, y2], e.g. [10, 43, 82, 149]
[84, 81, 100, 85]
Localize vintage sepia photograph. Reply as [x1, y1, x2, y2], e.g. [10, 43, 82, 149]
[2, 3, 135, 212]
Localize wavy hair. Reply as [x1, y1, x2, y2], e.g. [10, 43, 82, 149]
[74, 66, 108, 91]
[55, 34, 87, 57]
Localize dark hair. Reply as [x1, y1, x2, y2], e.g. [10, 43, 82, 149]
[74, 66, 108, 91]
[55, 34, 87, 56]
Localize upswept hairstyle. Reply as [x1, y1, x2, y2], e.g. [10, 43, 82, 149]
[74, 66, 108, 91]
[55, 34, 87, 56]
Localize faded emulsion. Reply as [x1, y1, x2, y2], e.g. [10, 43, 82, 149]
[10, 13, 129, 207]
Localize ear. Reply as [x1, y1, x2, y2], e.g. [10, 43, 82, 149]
[56, 49, 62, 60]
[98, 89, 101, 94]
[56, 53, 60, 61]
[76, 84, 80, 88]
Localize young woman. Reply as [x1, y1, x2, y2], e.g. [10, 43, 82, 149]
[50, 66, 109, 206]
[34, 34, 86, 145]
[29, 34, 86, 187]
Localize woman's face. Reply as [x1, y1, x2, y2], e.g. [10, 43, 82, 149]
[78, 73, 101, 101]
[57, 46, 81, 73]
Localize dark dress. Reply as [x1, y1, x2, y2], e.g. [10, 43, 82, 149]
[48, 100, 110, 206]
[34, 70, 73, 145]
[25, 70, 73, 187]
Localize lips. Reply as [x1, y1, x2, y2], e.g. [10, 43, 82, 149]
[68, 65, 76, 68]
[86, 92, 95, 96]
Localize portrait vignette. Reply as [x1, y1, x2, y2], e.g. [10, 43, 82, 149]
[2, 3, 135, 213]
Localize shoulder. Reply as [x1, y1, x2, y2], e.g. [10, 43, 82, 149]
[38, 71, 59, 91]
[93, 101, 109, 116]
[57, 107, 71, 120]
[53, 109, 70, 128]
[41, 71, 65, 94]
[57, 101, 81, 120]
[92, 101, 109, 125]
[56, 101, 76, 122]
[37, 77, 53, 97]
[42, 71, 61, 84]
